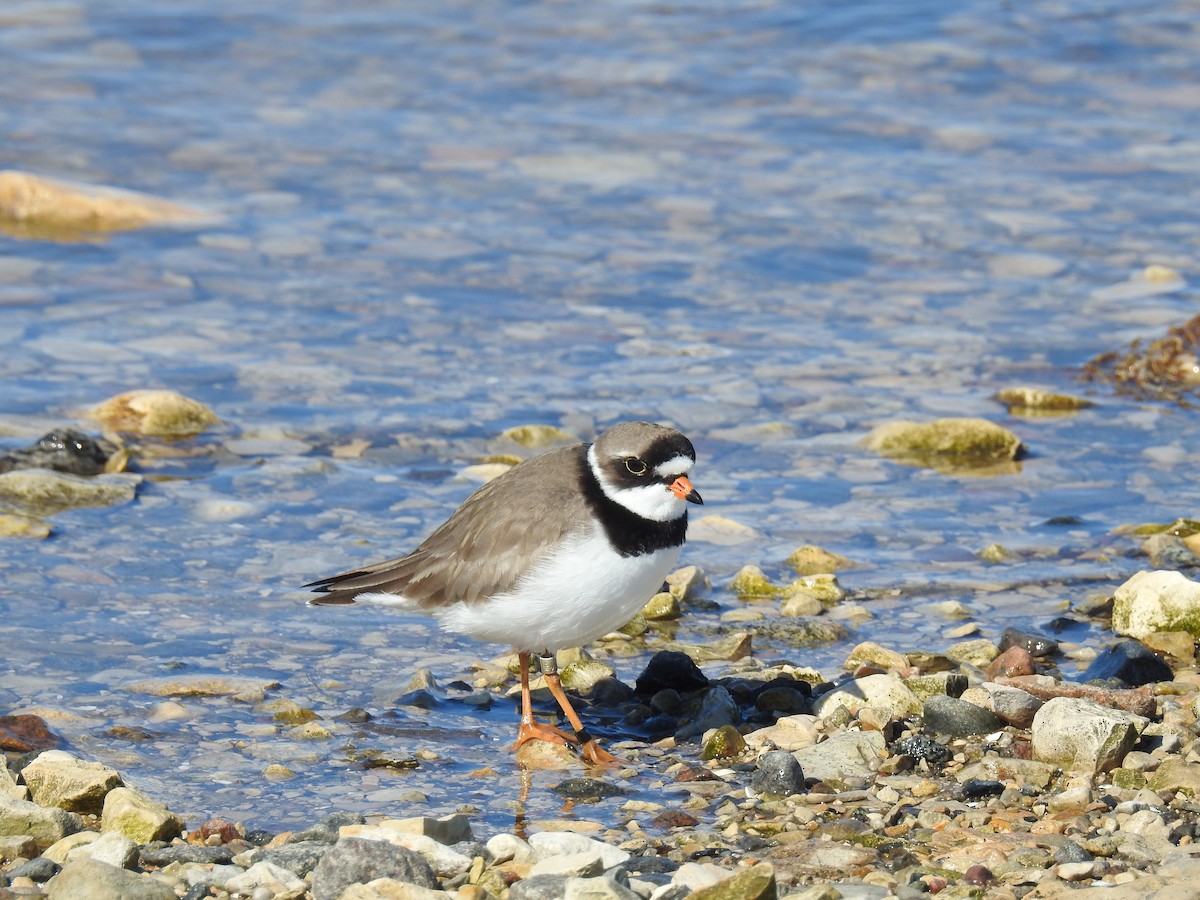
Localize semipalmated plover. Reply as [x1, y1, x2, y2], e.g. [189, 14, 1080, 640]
[307, 421, 702, 765]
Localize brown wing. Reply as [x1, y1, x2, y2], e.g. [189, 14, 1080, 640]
[307, 443, 590, 608]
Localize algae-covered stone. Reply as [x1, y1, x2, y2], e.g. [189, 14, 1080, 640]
[21, 750, 122, 815]
[0, 470, 140, 515]
[782, 574, 845, 606]
[100, 787, 183, 843]
[729, 565, 780, 601]
[904, 672, 967, 702]
[642, 592, 682, 620]
[700, 724, 746, 760]
[1148, 756, 1200, 796]
[90, 389, 219, 437]
[994, 387, 1093, 414]
[559, 658, 615, 694]
[1112, 569, 1200, 639]
[264, 698, 320, 726]
[687, 862, 777, 899]
[498, 424, 577, 448]
[864, 418, 1022, 466]
[787, 545, 856, 575]
[0, 795, 83, 850]
[0, 512, 51, 538]
[979, 543, 1011, 563]
[845, 642, 909, 672]
[945, 638, 1001, 667]
[781, 593, 821, 617]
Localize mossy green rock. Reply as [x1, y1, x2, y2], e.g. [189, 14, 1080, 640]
[844, 641, 908, 672]
[701, 724, 747, 760]
[687, 862, 777, 899]
[994, 386, 1092, 414]
[1112, 569, 1200, 639]
[642, 591, 682, 620]
[781, 573, 845, 605]
[498, 424, 577, 448]
[865, 418, 1022, 463]
[944, 638, 1000, 667]
[1110, 767, 1147, 790]
[786, 545, 856, 575]
[100, 787, 182, 844]
[729, 565, 780, 601]
[560, 658, 616, 693]
[0, 470, 140, 515]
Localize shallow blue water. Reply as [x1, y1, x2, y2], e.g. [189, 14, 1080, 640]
[2, 0, 1199, 829]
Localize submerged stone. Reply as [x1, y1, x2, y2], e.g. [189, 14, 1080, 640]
[90, 389, 219, 437]
[497, 424, 577, 448]
[0, 469, 140, 515]
[864, 417, 1023, 468]
[786, 545, 857, 575]
[994, 386, 1092, 414]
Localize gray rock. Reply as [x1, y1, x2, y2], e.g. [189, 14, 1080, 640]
[527, 831, 631, 869]
[289, 810, 367, 844]
[674, 686, 740, 742]
[45, 857, 176, 900]
[255, 840, 330, 876]
[0, 793, 84, 850]
[922, 694, 1003, 737]
[751, 749, 806, 797]
[979, 683, 1043, 728]
[509, 873, 570, 900]
[7, 857, 61, 882]
[793, 730, 887, 783]
[22, 750, 123, 815]
[1031, 696, 1149, 774]
[529, 850, 605, 878]
[511, 872, 642, 900]
[68, 832, 138, 869]
[138, 844, 234, 866]
[310, 836, 439, 900]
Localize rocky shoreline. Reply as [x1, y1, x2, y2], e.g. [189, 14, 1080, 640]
[5, 564, 1200, 899]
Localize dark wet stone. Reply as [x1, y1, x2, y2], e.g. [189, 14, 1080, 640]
[140, 845, 235, 866]
[922, 695, 1003, 738]
[751, 749, 806, 796]
[590, 677, 635, 705]
[1082, 640, 1173, 687]
[635, 650, 709, 695]
[395, 689, 439, 709]
[551, 777, 632, 800]
[1054, 839, 1094, 863]
[1000, 626, 1059, 658]
[1043, 515, 1085, 527]
[676, 765, 719, 782]
[0, 429, 111, 476]
[649, 689, 682, 714]
[244, 829, 276, 846]
[961, 778, 1005, 799]
[333, 707, 372, 723]
[311, 837, 437, 900]
[619, 855, 679, 876]
[891, 734, 952, 767]
[0, 714, 62, 753]
[964, 864, 994, 884]
[289, 811, 367, 844]
[6, 858, 60, 882]
[181, 884, 212, 900]
[508, 874, 571, 900]
[652, 809, 700, 828]
[258, 840, 330, 876]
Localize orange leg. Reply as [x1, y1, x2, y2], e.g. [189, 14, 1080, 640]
[541, 669, 620, 766]
[512, 651, 576, 750]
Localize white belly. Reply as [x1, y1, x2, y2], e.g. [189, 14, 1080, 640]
[429, 527, 680, 653]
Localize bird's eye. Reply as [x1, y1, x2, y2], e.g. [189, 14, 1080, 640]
[625, 458, 648, 475]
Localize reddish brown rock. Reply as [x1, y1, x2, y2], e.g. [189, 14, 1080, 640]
[0, 715, 62, 753]
[986, 646, 1035, 680]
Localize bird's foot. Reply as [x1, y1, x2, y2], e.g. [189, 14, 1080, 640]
[579, 739, 620, 767]
[513, 718, 578, 750]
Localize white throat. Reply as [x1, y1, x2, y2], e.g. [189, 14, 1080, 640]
[588, 444, 690, 523]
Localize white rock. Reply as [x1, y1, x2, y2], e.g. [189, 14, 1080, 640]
[794, 730, 887, 783]
[529, 850, 605, 878]
[67, 831, 138, 869]
[224, 860, 306, 895]
[1031, 697, 1148, 774]
[527, 831, 630, 868]
[812, 674, 921, 721]
[486, 832, 533, 864]
[1113, 569, 1200, 639]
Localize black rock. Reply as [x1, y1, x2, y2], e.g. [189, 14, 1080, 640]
[395, 689, 440, 709]
[508, 874, 570, 900]
[311, 837, 438, 900]
[244, 829, 276, 846]
[6, 858, 60, 882]
[333, 707, 372, 723]
[182, 884, 214, 900]
[635, 651, 709, 695]
[618, 855, 679, 876]
[751, 749, 806, 797]
[258, 840, 333, 877]
[1000, 626, 1059, 658]
[590, 677, 635, 705]
[140, 845, 235, 866]
[922, 695, 1003, 738]
[1053, 839, 1094, 863]
[891, 734, 953, 767]
[961, 778, 1005, 800]
[1082, 640, 1174, 687]
[551, 777, 632, 800]
[0, 429, 112, 476]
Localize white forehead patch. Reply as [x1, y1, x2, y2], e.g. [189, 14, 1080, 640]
[653, 454, 694, 479]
